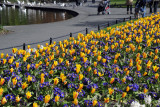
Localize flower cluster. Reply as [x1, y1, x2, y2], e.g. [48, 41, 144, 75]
[0, 13, 160, 107]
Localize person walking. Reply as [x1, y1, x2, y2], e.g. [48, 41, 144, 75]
[149, 0, 160, 13]
[126, 0, 133, 14]
[135, 0, 147, 18]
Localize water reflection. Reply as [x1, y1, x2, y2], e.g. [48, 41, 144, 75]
[0, 6, 73, 26]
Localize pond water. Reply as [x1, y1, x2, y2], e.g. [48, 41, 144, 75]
[0, 6, 75, 26]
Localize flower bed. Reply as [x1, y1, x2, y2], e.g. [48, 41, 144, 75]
[0, 13, 160, 107]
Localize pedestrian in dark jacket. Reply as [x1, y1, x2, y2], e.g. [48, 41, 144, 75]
[135, 0, 147, 18]
[126, 0, 133, 14]
[149, 0, 160, 13]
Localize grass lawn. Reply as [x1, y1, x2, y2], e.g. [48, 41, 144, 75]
[110, 0, 137, 5]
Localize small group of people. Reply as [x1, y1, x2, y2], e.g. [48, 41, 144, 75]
[126, 0, 159, 18]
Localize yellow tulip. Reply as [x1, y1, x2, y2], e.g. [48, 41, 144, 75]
[76, 64, 81, 74]
[126, 86, 130, 92]
[1, 97, 7, 105]
[144, 88, 148, 94]
[1, 53, 4, 58]
[77, 83, 83, 92]
[44, 95, 50, 103]
[79, 74, 84, 80]
[93, 62, 97, 67]
[93, 100, 98, 106]
[62, 76, 66, 82]
[60, 72, 65, 79]
[26, 91, 32, 99]
[54, 95, 60, 102]
[110, 78, 115, 84]
[153, 65, 159, 72]
[53, 78, 59, 85]
[27, 64, 30, 71]
[108, 88, 114, 95]
[97, 55, 102, 61]
[0, 87, 3, 96]
[91, 88, 96, 94]
[16, 62, 19, 68]
[72, 98, 78, 105]
[2, 59, 6, 64]
[73, 91, 79, 99]
[143, 72, 147, 76]
[0, 78, 5, 86]
[22, 82, 28, 89]
[104, 97, 109, 103]
[33, 102, 38, 107]
[59, 58, 63, 64]
[27, 75, 32, 82]
[12, 77, 17, 85]
[122, 92, 127, 98]
[16, 95, 21, 103]
[155, 73, 159, 79]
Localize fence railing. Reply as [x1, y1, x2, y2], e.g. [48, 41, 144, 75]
[0, 16, 133, 53]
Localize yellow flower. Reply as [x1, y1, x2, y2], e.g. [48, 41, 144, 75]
[1, 53, 4, 58]
[33, 102, 38, 107]
[53, 78, 59, 85]
[3, 59, 6, 64]
[102, 58, 107, 63]
[27, 75, 32, 82]
[72, 98, 78, 105]
[12, 77, 17, 85]
[54, 95, 60, 102]
[16, 95, 21, 103]
[91, 88, 96, 94]
[137, 65, 142, 71]
[35, 64, 39, 69]
[76, 64, 81, 74]
[126, 70, 130, 76]
[22, 82, 28, 89]
[122, 92, 127, 98]
[155, 48, 159, 54]
[110, 78, 115, 84]
[77, 83, 83, 92]
[153, 65, 159, 72]
[73, 91, 79, 99]
[93, 100, 98, 106]
[147, 60, 152, 69]
[0, 87, 3, 96]
[60, 72, 65, 79]
[44, 95, 50, 103]
[79, 74, 84, 80]
[83, 57, 87, 63]
[27, 64, 30, 71]
[144, 88, 148, 94]
[12, 48, 17, 54]
[126, 86, 130, 92]
[114, 59, 117, 64]
[26, 91, 32, 99]
[41, 77, 45, 84]
[16, 62, 19, 68]
[122, 78, 126, 83]
[87, 67, 91, 72]
[59, 58, 63, 64]
[62, 76, 66, 82]
[143, 72, 148, 76]
[154, 55, 158, 60]
[104, 97, 109, 103]
[97, 55, 102, 61]
[115, 53, 120, 59]
[0, 78, 5, 86]
[1, 97, 7, 105]
[155, 73, 159, 79]
[94, 62, 97, 67]
[108, 88, 114, 95]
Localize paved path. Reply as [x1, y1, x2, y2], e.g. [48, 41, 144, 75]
[0, 1, 159, 54]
